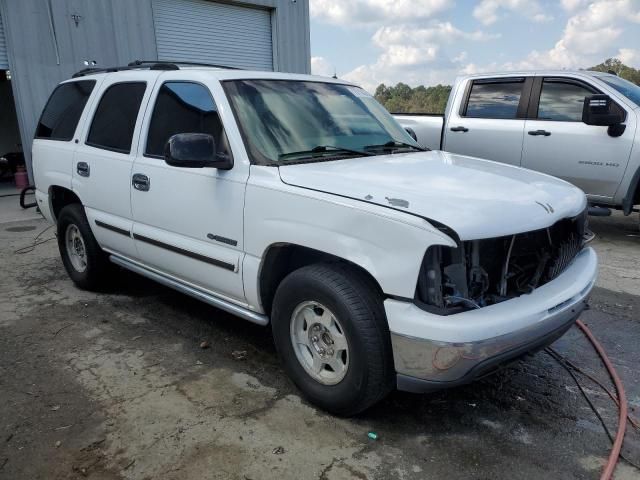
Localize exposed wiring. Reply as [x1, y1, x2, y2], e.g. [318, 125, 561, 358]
[14, 224, 56, 255]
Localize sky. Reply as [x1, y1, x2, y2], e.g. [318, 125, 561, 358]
[309, 0, 640, 92]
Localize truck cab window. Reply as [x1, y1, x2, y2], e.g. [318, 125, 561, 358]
[145, 82, 227, 158]
[36, 81, 95, 141]
[537, 80, 595, 121]
[465, 81, 523, 119]
[86, 82, 146, 153]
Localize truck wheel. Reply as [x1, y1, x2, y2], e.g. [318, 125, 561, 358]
[271, 263, 394, 416]
[57, 204, 110, 290]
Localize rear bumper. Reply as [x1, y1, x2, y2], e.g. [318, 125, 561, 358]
[386, 247, 597, 392]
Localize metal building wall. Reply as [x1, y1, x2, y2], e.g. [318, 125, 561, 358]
[0, 0, 310, 182]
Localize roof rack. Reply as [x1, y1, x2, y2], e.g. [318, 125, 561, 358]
[129, 59, 242, 70]
[72, 59, 241, 78]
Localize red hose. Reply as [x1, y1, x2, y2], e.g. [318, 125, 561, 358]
[576, 319, 628, 480]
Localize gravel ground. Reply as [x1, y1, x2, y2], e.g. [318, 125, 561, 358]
[0, 209, 639, 480]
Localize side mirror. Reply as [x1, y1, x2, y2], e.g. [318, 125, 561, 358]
[582, 95, 624, 126]
[164, 133, 233, 169]
[404, 127, 418, 142]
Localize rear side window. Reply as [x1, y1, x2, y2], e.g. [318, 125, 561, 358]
[537, 80, 595, 121]
[464, 80, 524, 119]
[36, 81, 95, 141]
[86, 82, 146, 153]
[145, 82, 225, 157]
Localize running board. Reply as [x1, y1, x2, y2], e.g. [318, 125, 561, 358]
[109, 254, 269, 326]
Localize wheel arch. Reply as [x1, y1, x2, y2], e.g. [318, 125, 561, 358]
[49, 185, 83, 221]
[258, 243, 385, 317]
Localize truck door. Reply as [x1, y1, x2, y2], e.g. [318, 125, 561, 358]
[521, 76, 635, 200]
[444, 77, 531, 166]
[130, 76, 248, 304]
[72, 73, 157, 259]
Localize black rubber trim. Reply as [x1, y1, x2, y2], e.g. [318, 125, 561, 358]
[132, 233, 235, 271]
[396, 310, 580, 393]
[623, 166, 640, 215]
[95, 220, 131, 237]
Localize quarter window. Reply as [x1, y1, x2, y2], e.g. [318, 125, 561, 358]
[36, 81, 95, 141]
[145, 82, 227, 157]
[537, 80, 595, 121]
[86, 82, 146, 153]
[465, 80, 524, 119]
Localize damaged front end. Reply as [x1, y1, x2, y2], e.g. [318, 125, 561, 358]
[416, 209, 589, 314]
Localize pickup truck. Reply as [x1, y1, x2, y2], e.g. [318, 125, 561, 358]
[33, 62, 597, 415]
[395, 70, 640, 215]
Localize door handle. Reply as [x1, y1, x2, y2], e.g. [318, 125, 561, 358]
[76, 162, 90, 177]
[528, 130, 551, 136]
[132, 173, 150, 192]
[450, 126, 469, 132]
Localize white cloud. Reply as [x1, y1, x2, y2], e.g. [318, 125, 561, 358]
[311, 56, 334, 76]
[341, 23, 497, 92]
[560, 0, 587, 11]
[617, 48, 640, 65]
[510, 0, 640, 69]
[473, 0, 553, 25]
[310, 0, 450, 26]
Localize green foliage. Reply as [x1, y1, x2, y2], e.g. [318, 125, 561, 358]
[374, 83, 451, 114]
[374, 59, 639, 114]
[588, 58, 640, 86]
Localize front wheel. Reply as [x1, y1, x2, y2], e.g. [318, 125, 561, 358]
[57, 204, 110, 290]
[271, 263, 394, 416]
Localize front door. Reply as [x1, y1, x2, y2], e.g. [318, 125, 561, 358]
[444, 77, 531, 166]
[130, 77, 248, 303]
[521, 77, 635, 200]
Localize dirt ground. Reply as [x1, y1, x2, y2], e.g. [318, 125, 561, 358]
[0, 207, 639, 480]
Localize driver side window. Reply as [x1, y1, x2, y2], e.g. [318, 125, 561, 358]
[145, 81, 230, 158]
[537, 80, 595, 122]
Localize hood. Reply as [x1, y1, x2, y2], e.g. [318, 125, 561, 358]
[278, 150, 587, 241]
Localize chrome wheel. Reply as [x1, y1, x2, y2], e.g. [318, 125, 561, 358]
[290, 301, 349, 385]
[65, 224, 87, 273]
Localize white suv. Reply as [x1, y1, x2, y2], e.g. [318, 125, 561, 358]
[33, 62, 597, 415]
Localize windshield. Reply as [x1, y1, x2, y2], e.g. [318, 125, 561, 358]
[598, 75, 640, 107]
[223, 80, 423, 164]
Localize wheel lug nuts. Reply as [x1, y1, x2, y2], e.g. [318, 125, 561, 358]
[312, 336, 319, 342]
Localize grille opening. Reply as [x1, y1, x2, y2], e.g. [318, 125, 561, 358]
[416, 210, 587, 314]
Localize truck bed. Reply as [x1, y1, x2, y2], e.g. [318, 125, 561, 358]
[393, 113, 444, 150]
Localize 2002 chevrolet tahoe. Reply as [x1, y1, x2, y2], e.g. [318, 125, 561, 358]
[32, 61, 597, 415]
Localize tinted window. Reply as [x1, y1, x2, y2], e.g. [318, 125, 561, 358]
[538, 80, 594, 121]
[598, 75, 640, 108]
[87, 82, 146, 153]
[146, 82, 226, 157]
[36, 81, 95, 140]
[465, 80, 523, 119]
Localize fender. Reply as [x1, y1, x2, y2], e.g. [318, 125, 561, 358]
[622, 165, 640, 215]
[243, 167, 457, 303]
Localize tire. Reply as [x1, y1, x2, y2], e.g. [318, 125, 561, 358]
[57, 203, 110, 290]
[271, 263, 395, 416]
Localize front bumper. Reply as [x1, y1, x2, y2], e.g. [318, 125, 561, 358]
[386, 247, 597, 393]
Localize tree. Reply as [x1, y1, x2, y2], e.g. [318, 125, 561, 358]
[588, 58, 640, 85]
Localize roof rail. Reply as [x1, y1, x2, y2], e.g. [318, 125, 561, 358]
[128, 59, 242, 70]
[72, 62, 178, 78]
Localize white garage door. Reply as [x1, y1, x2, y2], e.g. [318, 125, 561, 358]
[152, 0, 273, 71]
[0, 9, 8, 70]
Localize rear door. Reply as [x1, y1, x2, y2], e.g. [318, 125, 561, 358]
[72, 73, 158, 259]
[130, 74, 248, 304]
[521, 76, 635, 199]
[444, 77, 532, 166]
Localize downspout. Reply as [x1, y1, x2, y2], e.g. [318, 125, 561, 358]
[46, 0, 60, 65]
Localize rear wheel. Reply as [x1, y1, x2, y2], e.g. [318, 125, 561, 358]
[271, 263, 394, 416]
[57, 204, 110, 290]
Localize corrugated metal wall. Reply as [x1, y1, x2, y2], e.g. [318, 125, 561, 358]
[0, 0, 310, 181]
[0, 8, 7, 69]
[153, 0, 274, 70]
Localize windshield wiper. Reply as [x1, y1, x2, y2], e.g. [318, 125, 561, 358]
[278, 145, 374, 161]
[365, 141, 428, 152]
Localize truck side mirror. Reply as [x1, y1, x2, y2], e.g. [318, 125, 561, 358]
[164, 133, 233, 169]
[582, 95, 626, 137]
[404, 127, 418, 142]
